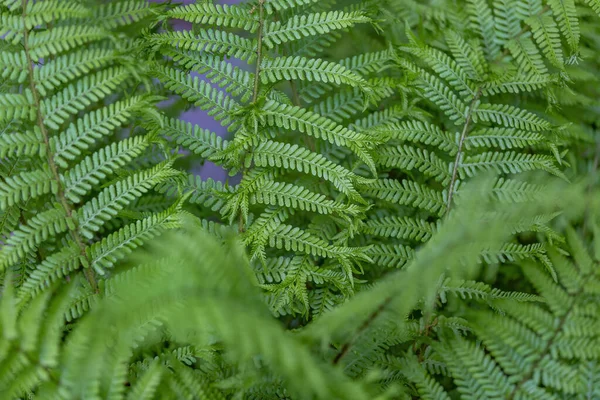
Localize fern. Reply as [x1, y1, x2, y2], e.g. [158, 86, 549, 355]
[0, 1, 175, 301]
[2, 0, 600, 398]
[150, 0, 381, 316]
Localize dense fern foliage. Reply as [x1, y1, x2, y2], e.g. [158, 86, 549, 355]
[0, 0, 184, 313]
[1, 0, 600, 399]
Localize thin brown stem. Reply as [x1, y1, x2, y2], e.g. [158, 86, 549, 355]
[238, 0, 266, 234]
[332, 297, 392, 365]
[445, 89, 481, 214]
[507, 270, 595, 399]
[21, 0, 98, 293]
[251, 0, 266, 103]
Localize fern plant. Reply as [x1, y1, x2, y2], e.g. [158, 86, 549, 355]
[147, 0, 402, 318]
[2, 0, 600, 399]
[0, 0, 182, 312]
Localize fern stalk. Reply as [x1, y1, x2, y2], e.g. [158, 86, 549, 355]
[508, 268, 596, 399]
[251, 0, 266, 103]
[446, 89, 482, 212]
[20, 0, 98, 293]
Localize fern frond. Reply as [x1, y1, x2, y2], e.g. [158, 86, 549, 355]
[77, 162, 178, 239]
[249, 180, 361, 217]
[41, 67, 131, 130]
[464, 127, 546, 150]
[506, 36, 548, 75]
[445, 30, 487, 80]
[249, 140, 362, 200]
[150, 30, 257, 62]
[260, 56, 369, 89]
[474, 103, 552, 131]
[17, 244, 82, 303]
[481, 72, 556, 96]
[0, 168, 55, 210]
[460, 151, 564, 178]
[547, 0, 580, 51]
[166, 49, 254, 102]
[0, 92, 35, 123]
[0, 129, 45, 159]
[365, 244, 415, 269]
[262, 10, 370, 48]
[360, 179, 446, 216]
[87, 208, 183, 274]
[376, 145, 452, 185]
[0, 206, 69, 271]
[51, 96, 153, 168]
[379, 120, 457, 155]
[153, 65, 240, 129]
[93, 0, 157, 29]
[24, 1, 90, 29]
[63, 136, 153, 203]
[33, 47, 118, 97]
[467, 0, 501, 59]
[27, 26, 107, 60]
[260, 100, 376, 169]
[362, 216, 437, 242]
[526, 14, 564, 68]
[166, 3, 259, 32]
[162, 117, 228, 161]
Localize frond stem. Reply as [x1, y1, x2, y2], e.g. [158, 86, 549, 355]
[445, 89, 481, 213]
[21, 0, 98, 293]
[332, 296, 392, 365]
[508, 270, 595, 399]
[251, 0, 266, 103]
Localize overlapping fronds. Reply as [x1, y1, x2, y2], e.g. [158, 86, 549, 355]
[150, 0, 385, 316]
[0, 0, 176, 304]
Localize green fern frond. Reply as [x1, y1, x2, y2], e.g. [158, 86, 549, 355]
[260, 100, 376, 168]
[464, 127, 546, 150]
[262, 10, 370, 48]
[27, 26, 107, 60]
[378, 120, 457, 155]
[150, 30, 257, 62]
[506, 36, 548, 75]
[445, 30, 487, 80]
[0, 168, 56, 210]
[362, 216, 437, 242]
[260, 56, 370, 89]
[41, 67, 132, 130]
[364, 244, 415, 269]
[474, 103, 552, 131]
[166, 49, 254, 102]
[165, 3, 260, 32]
[51, 96, 154, 168]
[526, 14, 565, 68]
[360, 179, 446, 216]
[248, 140, 363, 200]
[153, 65, 240, 129]
[460, 151, 565, 178]
[0, 206, 69, 271]
[467, 0, 501, 59]
[93, 0, 158, 29]
[87, 207, 183, 274]
[249, 180, 361, 217]
[0, 92, 35, 123]
[376, 145, 452, 185]
[77, 162, 179, 239]
[0, 128, 45, 159]
[63, 136, 154, 203]
[547, 0, 580, 51]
